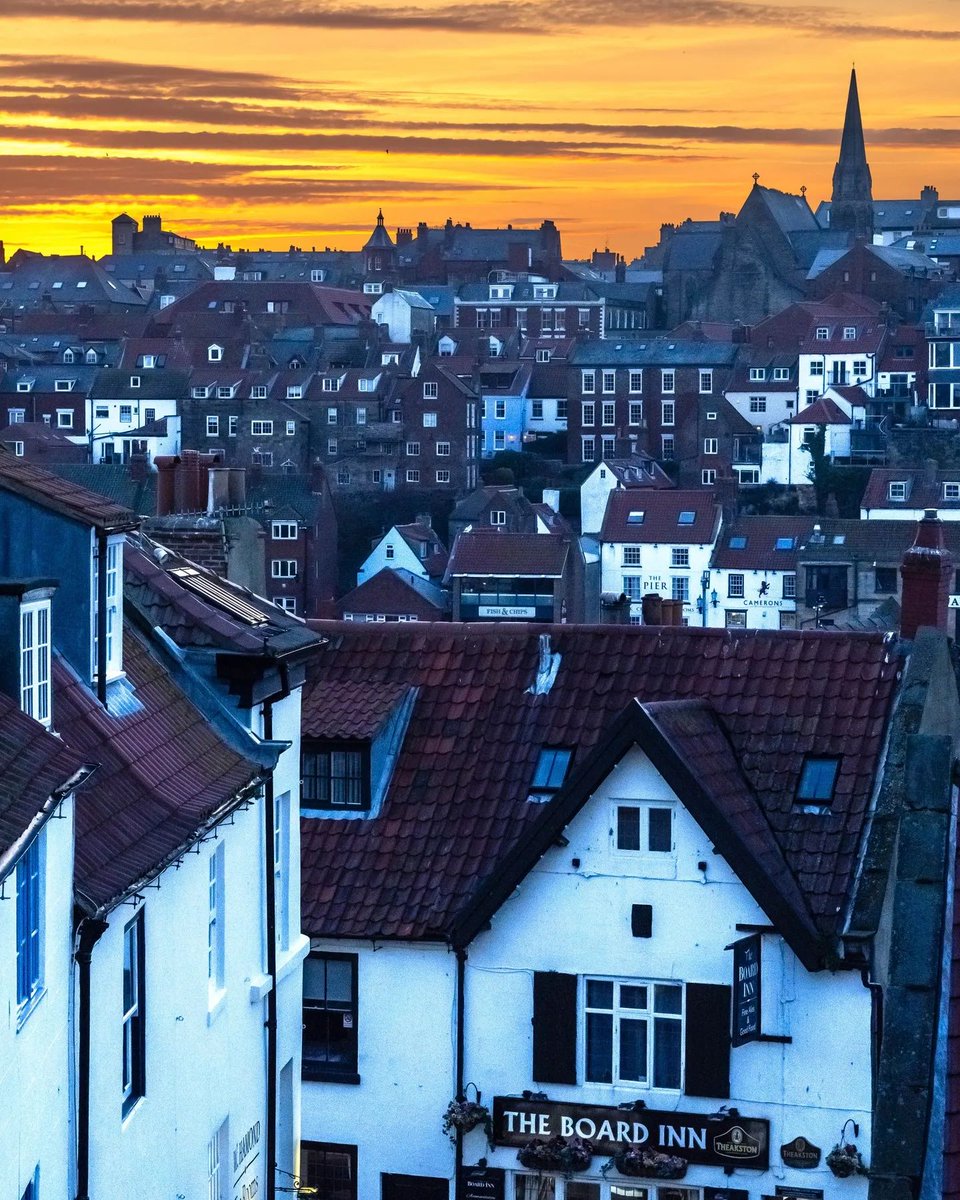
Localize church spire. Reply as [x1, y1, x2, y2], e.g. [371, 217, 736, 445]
[830, 68, 874, 240]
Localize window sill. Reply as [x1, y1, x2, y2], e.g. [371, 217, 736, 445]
[302, 1065, 361, 1085]
[16, 986, 46, 1031]
[277, 933, 311, 986]
[207, 987, 228, 1026]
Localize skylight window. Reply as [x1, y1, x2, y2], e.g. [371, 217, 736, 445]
[169, 566, 270, 626]
[532, 748, 572, 791]
[728, 536, 747, 549]
[627, 511, 645, 525]
[795, 756, 840, 811]
[678, 511, 696, 525]
[775, 537, 795, 551]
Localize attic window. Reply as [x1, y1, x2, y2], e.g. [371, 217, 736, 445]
[678, 511, 696, 525]
[815, 327, 829, 340]
[888, 481, 907, 501]
[302, 743, 368, 811]
[775, 537, 795, 551]
[843, 327, 856, 340]
[529, 747, 572, 801]
[728, 536, 747, 549]
[943, 482, 960, 501]
[795, 756, 840, 812]
[627, 511, 645, 525]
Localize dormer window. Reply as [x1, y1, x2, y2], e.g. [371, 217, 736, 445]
[944, 482, 960, 501]
[208, 344, 224, 363]
[749, 368, 766, 381]
[842, 327, 856, 340]
[17, 380, 33, 393]
[85, 349, 98, 364]
[20, 596, 52, 727]
[54, 379, 74, 392]
[142, 355, 156, 369]
[773, 367, 790, 380]
[192, 386, 210, 399]
[533, 285, 557, 299]
[815, 327, 829, 340]
[302, 743, 368, 810]
[130, 376, 141, 389]
[251, 386, 268, 400]
[888, 481, 907, 501]
[217, 386, 234, 400]
[287, 385, 303, 399]
[536, 349, 552, 363]
[93, 536, 124, 682]
[63, 349, 75, 364]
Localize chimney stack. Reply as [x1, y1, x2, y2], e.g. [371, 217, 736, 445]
[900, 509, 954, 639]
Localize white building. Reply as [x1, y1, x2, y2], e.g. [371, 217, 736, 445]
[356, 520, 448, 587]
[371, 289, 437, 344]
[705, 517, 814, 630]
[597, 489, 721, 623]
[580, 458, 675, 538]
[294, 618, 957, 1200]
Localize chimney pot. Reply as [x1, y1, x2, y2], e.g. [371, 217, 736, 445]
[900, 510, 953, 639]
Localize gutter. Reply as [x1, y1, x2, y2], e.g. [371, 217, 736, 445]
[74, 914, 109, 1200]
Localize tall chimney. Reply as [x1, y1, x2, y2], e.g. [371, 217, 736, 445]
[900, 509, 954, 639]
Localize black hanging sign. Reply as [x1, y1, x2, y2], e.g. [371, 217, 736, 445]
[460, 1165, 505, 1200]
[732, 933, 761, 1046]
[780, 1137, 822, 1169]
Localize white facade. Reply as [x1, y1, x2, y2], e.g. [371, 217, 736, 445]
[724, 389, 796, 439]
[525, 392, 568, 437]
[300, 744, 873, 1199]
[797, 347, 876, 405]
[703, 567, 798, 630]
[371, 291, 436, 344]
[357, 527, 432, 586]
[0, 802, 76, 1200]
[84, 394, 181, 463]
[599, 538, 717, 624]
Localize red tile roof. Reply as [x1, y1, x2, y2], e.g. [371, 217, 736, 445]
[302, 679, 413, 740]
[0, 447, 138, 531]
[0, 693, 89, 862]
[788, 397, 851, 425]
[600, 489, 721, 545]
[337, 568, 448, 620]
[446, 531, 569, 578]
[711, 516, 818, 570]
[59, 623, 264, 911]
[860, 468, 960, 513]
[299, 622, 900, 946]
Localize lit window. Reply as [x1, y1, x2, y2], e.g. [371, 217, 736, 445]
[423, 412, 437, 427]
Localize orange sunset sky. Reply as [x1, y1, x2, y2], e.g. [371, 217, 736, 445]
[4, 1, 960, 261]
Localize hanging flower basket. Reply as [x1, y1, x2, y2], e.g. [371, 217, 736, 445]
[517, 1135, 595, 1176]
[441, 1098, 493, 1145]
[604, 1146, 688, 1180]
[826, 1142, 868, 1178]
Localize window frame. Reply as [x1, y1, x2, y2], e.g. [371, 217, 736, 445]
[583, 975, 683, 1091]
[299, 1141, 358, 1198]
[613, 800, 675, 857]
[302, 953, 360, 1083]
[302, 741, 370, 812]
[16, 832, 45, 1019]
[121, 909, 146, 1115]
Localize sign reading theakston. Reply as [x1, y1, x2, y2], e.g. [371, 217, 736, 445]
[493, 1097, 770, 1170]
[732, 933, 762, 1046]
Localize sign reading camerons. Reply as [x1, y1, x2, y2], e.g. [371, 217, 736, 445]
[732, 933, 761, 1046]
[493, 1098, 770, 1170]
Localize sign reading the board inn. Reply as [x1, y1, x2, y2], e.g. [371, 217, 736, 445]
[493, 1097, 770, 1170]
[732, 933, 761, 1047]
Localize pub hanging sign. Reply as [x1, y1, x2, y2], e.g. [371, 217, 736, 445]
[732, 933, 761, 1047]
[493, 1097, 770, 1170]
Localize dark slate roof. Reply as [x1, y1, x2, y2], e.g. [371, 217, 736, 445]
[797, 519, 960, 562]
[711, 516, 818, 570]
[0, 448, 138, 531]
[91, 367, 191, 400]
[124, 536, 322, 658]
[298, 622, 901, 951]
[58, 625, 263, 911]
[337, 568, 449, 619]
[570, 338, 738, 368]
[601, 456, 675, 489]
[861, 468, 960, 513]
[753, 185, 820, 234]
[0, 255, 147, 309]
[30, 462, 157, 516]
[662, 228, 724, 272]
[446, 530, 569, 578]
[600, 489, 720, 545]
[0, 691, 89, 863]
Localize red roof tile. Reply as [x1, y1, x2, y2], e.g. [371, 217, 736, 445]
[447, 531, 569, 577]
[0, 447, 138, 531]
[788, 397, 851, 425]
[600, 489, 721, 545]
[299, 623, 900, 944]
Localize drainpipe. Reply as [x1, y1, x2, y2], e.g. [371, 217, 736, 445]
[263, 698, 279, 1200]
[95, 532, 108, 706]
[454, 946, 467, 1200]
[75, 916, 109, 1200]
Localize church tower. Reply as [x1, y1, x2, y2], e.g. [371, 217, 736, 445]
[830, 68, 874, 240]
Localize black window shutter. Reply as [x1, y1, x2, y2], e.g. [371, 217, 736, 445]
[532, 972, 578, 1084]
[684, 982, 731, 1098]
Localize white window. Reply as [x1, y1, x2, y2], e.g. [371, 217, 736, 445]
[286, 386, 303, 400]
[749, 367, 766, 382]
[406, 469, 420, 483]
[327, 439, 338, 457]
[602, 370, 616, 394]
[622, 546, 642, 567]
[228, 416, 238, 437]
[354, 407, 367, 426]
[853, 360, 868, 376]
[536, 349, 551, 363]
[672, 576, 689, 602]
[271, 560, 298, 578]
[783, 573, 797, 599]
[888, 481, 907, 501]
[192, 386, 209, 399]
[20, 602, 51, 728]
[809, 361, 824, 377]
[121, 911, 144, 1111]
[944, 483, 960, 501]
[703, 438, 718, 455]
[671, 548, 689, 568]
[581, 436, 595, 462]
[93, 538, 123, 681]
[251, 420, 273, 436]
[661, 434, 675, 460]
[16, 830, 44, 1015]
[774, 367, 790, 381]
[584, 977, 682, 1088]
[602, 402, 616, 426]
[217, 386, 233, 400]
[699, 370, 713, 394]
[206, 416, 219, 437]
[336, 469, 350, 485]
[423, 382, 439, 400]
[815, 327, 829, 340]
[531, 400, 544, 421]
[629, 370, 643, 394]
[494, 431, 505, 450]
[436, 442, 451, 456]
[272, 521, 298, 540]
[728, 573, 745, 598]
[423, 412, 438, 427]
[661, 370, 675, 394]
[322, 378, 340, 393]
[207, 844, 225, 1002]
[495, 399, 506, 420]
[251, 386, 268, 400]
[363, 282, 383, 294]
[490, 510, 507, 526]
[286, 421, 296, 436]
[56, 410, 73, 429]
[601, 436, 616, 459]
[615, 801, 674, 855]
[436, 469, 450, 483]
[406, 441, 420, 456]
[582, 402, 595, 427]
[208, 1121, 229, 1200]
[274, 596, 297, 613]
[129, 376, 141, 389]
[629, 401, 643, 425]
[8, 408, 25, 423]
[843, 326, 856, 340]
[581, 370, 596, 394]
[16, 381, 32, 393]
[119, 406, 132, 424]
[578, 307, 591, 328]
[54, 378, 73, 392]
[661, 401, 675, 426]
[749, 397, 767, 413]
[702, 469, 717, 484]
[207, 342, 224, 363]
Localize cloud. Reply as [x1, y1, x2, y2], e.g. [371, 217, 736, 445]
[7, 0, 960, 40]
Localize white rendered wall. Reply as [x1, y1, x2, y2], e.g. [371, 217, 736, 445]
[465, 745, 872, 1197]
[0, 803, 75, 1200]
[358, 529, 430, 586]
